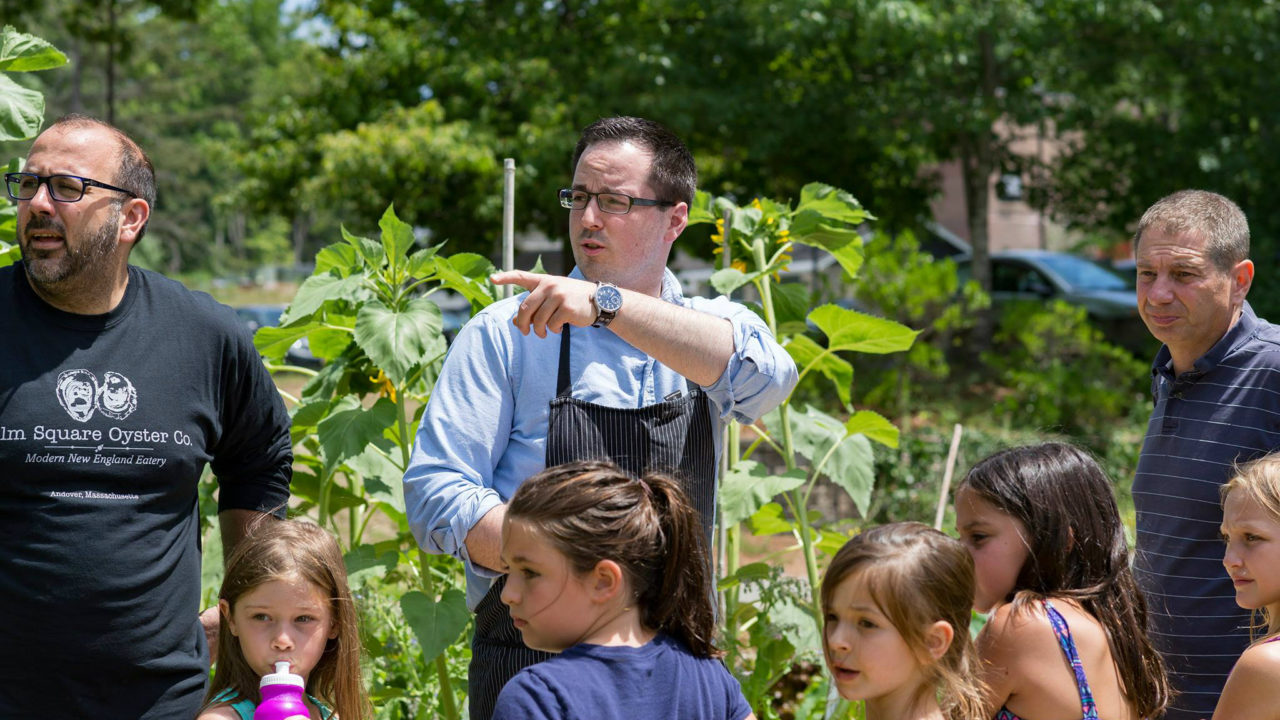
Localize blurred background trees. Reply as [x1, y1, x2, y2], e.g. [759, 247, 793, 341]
[5, 0, 1279, 314]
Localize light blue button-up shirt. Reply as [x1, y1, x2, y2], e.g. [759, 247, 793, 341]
[403, 267, 798, 609]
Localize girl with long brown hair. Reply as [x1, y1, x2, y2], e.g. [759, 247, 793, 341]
[198, 520, 369, 720]
[955, 443, 1169, 720]
[492, 460, 754, 720]
[821, 522, 986, 720]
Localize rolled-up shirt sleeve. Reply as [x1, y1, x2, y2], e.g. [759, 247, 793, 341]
[403, 312, 511, 578]
[690, 295, 798, 424]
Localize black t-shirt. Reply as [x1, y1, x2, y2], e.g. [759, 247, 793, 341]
[0, 263, 292, 719]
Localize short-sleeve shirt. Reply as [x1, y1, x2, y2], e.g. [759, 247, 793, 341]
[0, 263, 293, 719]
[492, 633, 752, 720]
[1133, 302, 1280, 720]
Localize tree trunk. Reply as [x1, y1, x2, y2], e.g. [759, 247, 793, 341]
[964, 28, 1001, 348]
[292, 211, 311, 266]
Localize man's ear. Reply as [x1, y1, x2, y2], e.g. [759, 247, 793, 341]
[117, 197, 150, 246]
[1232, 258, 1255, 304]
[923, 620, 955, 662]
[219, 599, 237, 636]
[589, 559, 626, 604]
[664, 202, 689, 246]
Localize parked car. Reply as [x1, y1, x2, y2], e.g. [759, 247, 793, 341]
[234, 304, 323, 369]
[956, 250, 1152, 353]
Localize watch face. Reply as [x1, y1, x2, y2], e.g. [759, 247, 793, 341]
[596, 284, 623, 312]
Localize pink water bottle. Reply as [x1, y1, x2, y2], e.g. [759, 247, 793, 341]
[254, 661, 311, 720]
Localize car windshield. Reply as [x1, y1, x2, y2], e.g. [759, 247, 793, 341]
[1036, 254, 1130, 291]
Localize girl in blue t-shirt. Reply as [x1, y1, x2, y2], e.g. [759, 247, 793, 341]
[1214, 453, 1280, 720]
[821, 522, 986, 720]
[198, 520, 369, 720]
[492, 460, 755, 720]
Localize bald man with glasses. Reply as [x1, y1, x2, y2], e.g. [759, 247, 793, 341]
[0, 115, 292, 718]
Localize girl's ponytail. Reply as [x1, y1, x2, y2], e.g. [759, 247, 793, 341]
[506, 461, 722, 657]
[640, 473, 718, 657]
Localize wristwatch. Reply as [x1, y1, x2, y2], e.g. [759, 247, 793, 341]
[591, 282, 623, 328]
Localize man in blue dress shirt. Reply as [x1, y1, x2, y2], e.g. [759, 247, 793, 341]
[402, 116, 797, 719]
[1131, 189, 1280, 719]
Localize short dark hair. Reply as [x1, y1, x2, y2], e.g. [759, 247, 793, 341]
[1134, 189, 1248, 272]
[48, 114, 156, 243]
[572, 116, 696, 206]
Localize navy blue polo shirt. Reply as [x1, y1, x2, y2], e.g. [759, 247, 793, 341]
[1134, 302, 1280, 720]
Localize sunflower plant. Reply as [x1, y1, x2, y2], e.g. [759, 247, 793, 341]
[691, 184, 919, 718]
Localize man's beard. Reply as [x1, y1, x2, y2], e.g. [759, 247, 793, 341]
[20, 209, 120, 287]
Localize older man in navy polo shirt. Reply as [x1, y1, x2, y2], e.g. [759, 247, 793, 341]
[1131, 190, 1280, 719]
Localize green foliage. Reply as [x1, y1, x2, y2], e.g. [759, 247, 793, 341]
[691, 184, 918, 717]
[852, 229, 989, 417]
[0, 25, 66, 263]
[981, 299, 1148, 441]
[259, 204, 498, 719]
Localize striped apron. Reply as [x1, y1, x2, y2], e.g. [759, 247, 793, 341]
[467, 326, 717, 719]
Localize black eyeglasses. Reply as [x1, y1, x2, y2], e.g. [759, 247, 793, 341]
[558, 188, 674, 215]
[4, 172, 138, 203]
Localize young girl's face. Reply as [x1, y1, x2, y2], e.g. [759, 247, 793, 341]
[955, 486, 1030, 612]
[823, 569, 931, 706]
[1221, 491, 1280, 612]
[500, 517, 602, 652]
[222, 574, 337, 681]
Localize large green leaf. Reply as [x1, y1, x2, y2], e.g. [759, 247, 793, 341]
[687, 189, 719, 226]
[378, 204, 416, 268]
[807, 304, 919, 355]
[307, 326, 354, 360]
[748, 502, 793, 535]
[254, 320, 324, 360]
[769, 282, 811, 330]
[719, 460, 807, 526]
[284, 273, 367, 323]
[795, 182, 874, 226]
[0, 74, 43, 142]
[0, 26, 67, 73]
[433, 254, 496, 308]
[709, 267, 752, 296]
[784, 334, 853, 406]
[354, 297, 445, 386]
[314, 243, 360, 277]
[341, 226, 386, 271]
[845, 409, 899, 449]
[401, 589, 471, 663]
[317, 396, 397, 472]
[788, 405, 875, 516]
[344, 542, 400, 587]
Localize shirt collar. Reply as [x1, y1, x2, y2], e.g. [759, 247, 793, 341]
[1151, 300, 1259, 378]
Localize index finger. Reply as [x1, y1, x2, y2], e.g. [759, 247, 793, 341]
[490, 270, 539, 290]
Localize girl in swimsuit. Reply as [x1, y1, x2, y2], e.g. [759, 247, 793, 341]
[1213, 453, 1280, 720]
[820, 522, 986, 720]
[954, 443, 1169, 720]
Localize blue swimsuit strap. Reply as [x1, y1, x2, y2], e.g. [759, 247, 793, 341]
[1042, 599, 1099, 720]
[991, 600, 1101, 720]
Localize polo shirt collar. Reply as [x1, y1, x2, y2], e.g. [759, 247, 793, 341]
[1152, 301, 1259, 378]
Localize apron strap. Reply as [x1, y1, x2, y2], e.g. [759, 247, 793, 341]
[558, 325, 573, 398]
[560, 324, 699, 399]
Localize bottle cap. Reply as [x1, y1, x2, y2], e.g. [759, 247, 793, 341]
[260, 661, 305, 689]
